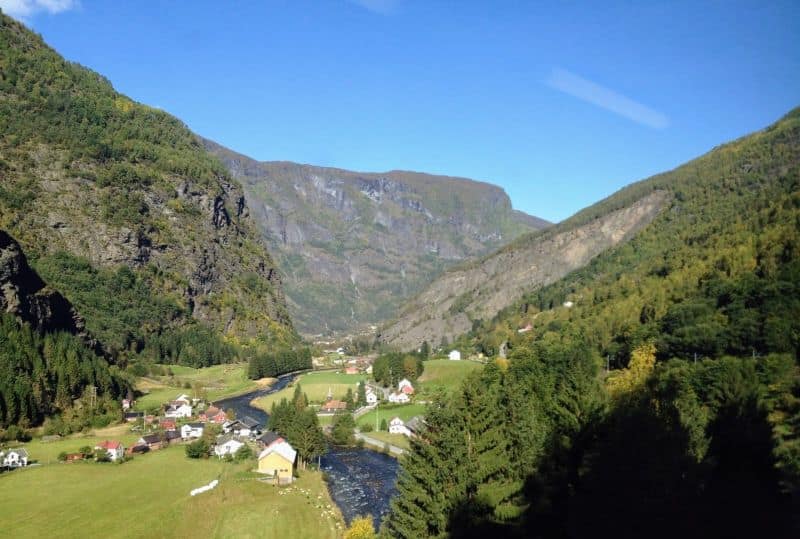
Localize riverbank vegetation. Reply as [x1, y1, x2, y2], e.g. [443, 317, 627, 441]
[268, 386, 327, 468]
[254, 371, 366, 411]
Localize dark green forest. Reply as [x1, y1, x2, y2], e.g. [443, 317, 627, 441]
[384, 109, 800, 537]
[0, 314, 129, 431]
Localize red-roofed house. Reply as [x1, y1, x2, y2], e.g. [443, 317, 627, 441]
[160, 419, 177, 431]
[94, 440, 125, 461]
[200, 406, 227, 424]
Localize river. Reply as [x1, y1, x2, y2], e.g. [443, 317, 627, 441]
[215, 374, 400, 528]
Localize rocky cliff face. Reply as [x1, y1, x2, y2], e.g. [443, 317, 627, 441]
[203, 139, 549, 335]
[0, 230, 103, 354]
[381, 190, 669, 350]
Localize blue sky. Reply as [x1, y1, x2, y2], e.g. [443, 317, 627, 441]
[5, 1, 799, 222]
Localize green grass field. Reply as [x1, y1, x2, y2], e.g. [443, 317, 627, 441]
[0, 446, 343, 539]
[362, 431, 411, 451]
[357, 403, 427, 431]
[253, 371, 365, 411]
[134, 363, 268, 411]
[416, 359, 482, 395]
[14, 424, 143, 464]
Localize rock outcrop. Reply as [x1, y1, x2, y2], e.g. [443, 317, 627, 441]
[0, 230, 104, 355]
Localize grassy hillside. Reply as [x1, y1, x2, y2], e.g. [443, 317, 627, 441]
[0, 14, 296, 363]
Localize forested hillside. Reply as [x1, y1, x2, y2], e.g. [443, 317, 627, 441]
[383, 108, 800, 538]
[0, 230, 128, 432]
[0, 13, 297, 367]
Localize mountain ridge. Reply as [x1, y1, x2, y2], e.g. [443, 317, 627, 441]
[203, 137, 550, 335]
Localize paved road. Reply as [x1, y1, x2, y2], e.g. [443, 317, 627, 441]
[355, 432, 406, 456]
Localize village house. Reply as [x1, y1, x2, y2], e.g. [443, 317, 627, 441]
[257, 439, 297, 484]
[320, 399, 348, 413]
[65, 452, 84, 463]
[365, 388, 378, 405]
[398, 378, 414, 395]
[164, 402, 193, 419]
[165, 430, 182, 445]
[94, 440, 125, 461]
[174, 394, 192, 405]
[137, 434, 163, 451]
[388, 391, 410, 404]
[124, 411, 144, 423]
[222, 417, 261, 438]
[122, 398, 133, 411]
[449, 350, 462, 361]
[181, 423, 204, 440]
[199, 406, 227, 424]
[388, 416, 410, 436]
[214, 435, 245, 458]
[160, 419, 177, 431]
[344, 366, 359, 375]
[2, 448, 28, 468]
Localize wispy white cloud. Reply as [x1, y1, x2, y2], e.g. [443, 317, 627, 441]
[546, 68, 669, 129]
[0, 0, 78, 19]
[348, 0, 398, 15]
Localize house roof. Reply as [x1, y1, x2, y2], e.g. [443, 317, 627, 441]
[125, 411, 143, 418]
[95, 440, 122, 450]
[405, 416, 424, 432]
[216, 433, 243, 445]
[140, 434, 161, 445]
[389, 416, 403, 425]
[257, 431, 282, 447]
[8, 448, 28, 457]
[258, 441, 297, 463]
[239, 416, 261, 429]
[184, 422, 204, 429]
[321, 400, 347, 410]
[165, 431, 182, 441]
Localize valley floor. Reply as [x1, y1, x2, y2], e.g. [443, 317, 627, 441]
[0, 445, 343, 539]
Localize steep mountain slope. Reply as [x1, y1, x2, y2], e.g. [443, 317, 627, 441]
[383, 108, 800, 352]
[0, 14, 295, 356]
[467, 106, 800, 363]
[204, 139, 549, 335]
[0, 229, 128, 429]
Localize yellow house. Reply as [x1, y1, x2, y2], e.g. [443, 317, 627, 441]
[257, 440, 297, 484]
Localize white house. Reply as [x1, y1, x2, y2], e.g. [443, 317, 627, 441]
[165, 403, 193, 418]
[398, 378, 414, 392]
[448, 350, 462, 361]
[365, 389, 378, 405]
[181, 423, 204, 440]
[388, 391, 410, 404]
[214, 436, 245, 458]
[94, 440, 125, 461]
[2, 448, 29, 468]
[174, 394, 192, 405]
[388, 417, 410, 436]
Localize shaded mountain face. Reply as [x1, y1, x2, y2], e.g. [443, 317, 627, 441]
[0, 230, 102, 353]
[383, 107, 800, 352]
[0, 14, 295, 351]
[203, 139, 549, 335]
